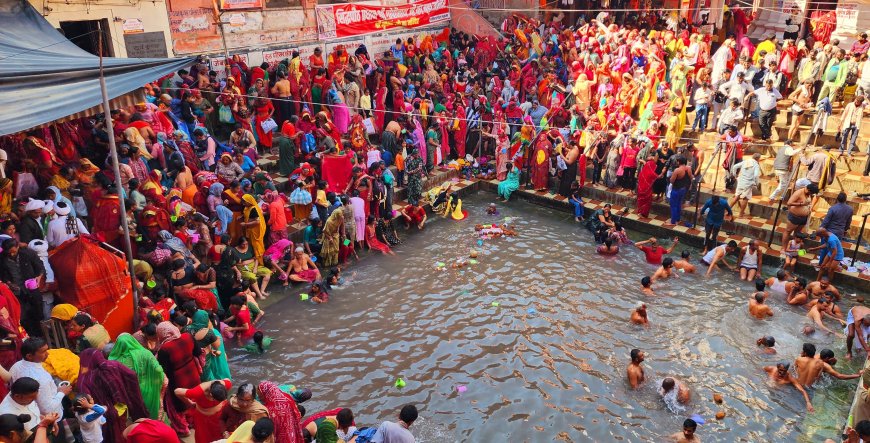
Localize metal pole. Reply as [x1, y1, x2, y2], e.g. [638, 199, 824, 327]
[711, 141, 723, 194]
[852, 213, 869, 263]
[211, 0, 232, 78]
[767, 160, 801, 247]
[97, 22, 139, 329]
[692, 142, 724, 227]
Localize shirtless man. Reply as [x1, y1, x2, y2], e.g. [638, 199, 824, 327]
[766, 270, 794, 295]
[735, 239, 763, 281]
[786, 277, 810, 305]
[807, 276, 841, 302]
[652, 257, 677, 282]
[763, 362, 814, 412]
[703, 240, 738, 276]
[757, 336, 777, 354]
[669, 418, 700, 443]
[794, 342, 861, 387]
[660, 377, 691, 405]
[673, 251, 696, 273]
[285, 247, 321, 283]
[782, 183, 819, 248]
[845, 306, 870, 359]
[641, 276, 655, 296]
[749, 280, 774, 319]
[270, 71, 292, 118]
[630, 302, 649, 326]
[806, 295, 845, 337]
[628, 348, 646, 389]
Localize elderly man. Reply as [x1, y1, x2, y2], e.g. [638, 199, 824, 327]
[45, 202, 88, 249]
[763, 362, 814, 412]
[747, 79, 782, 141]
[728, 153, 762, 218]
[18, 199, 44, 244]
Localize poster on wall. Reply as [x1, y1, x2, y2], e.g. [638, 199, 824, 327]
[838, 3, 858, 32]
[261, 43, 322, 67]
[210, 53, 251, 80]
[315, 0, 449, 40]
[220, 0, 264, 10]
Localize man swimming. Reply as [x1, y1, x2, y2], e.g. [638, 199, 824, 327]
[806, 295, 845, 337]
[641, 276, 655, 296]
[630, 302, 649, 326]
[669, 418, 700, 443]
[749, 279, 773, 319]
[703, 240, 738, 276]
[659, 377, 691, 405]
[735, 239, 763, 281]
[627, 349, 646, 389]
[794, 343, 862, 387]
[652, 257, 677, 282]
[673, 251, 696, 273]
[845, 306, 870, 359]
[762, 362, 814, 412]
[757, 336, 777, 354]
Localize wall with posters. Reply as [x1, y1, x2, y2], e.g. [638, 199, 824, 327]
[166, 0, 317, 55]
[28, 0, 174, 58]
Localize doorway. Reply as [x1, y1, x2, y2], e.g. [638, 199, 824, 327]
[59, 19, 113, 57]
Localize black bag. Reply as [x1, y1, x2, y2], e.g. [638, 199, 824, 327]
[713, 91, 727, 104]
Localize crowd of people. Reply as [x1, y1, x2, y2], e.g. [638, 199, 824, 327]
[0, 0, 867, 440]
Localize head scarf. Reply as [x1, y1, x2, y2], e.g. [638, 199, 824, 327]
[227, 383, 269, 422]
[77, 348, 149, 442]
[215, 205, 233, 236]
[159, 230, 190, 257]
[125, 419, 178, 443]
[315, 418, 339, 443]
[156, 321, 181, 349]
[258, 381, 305, 443]
[108, 333, 165, 419]
[209, 182, 225, 198]
[189, 310, 210, 333]
[50, 303, 78, 321]
[82, 324, 110, 350]
[242, 194, 266, 235]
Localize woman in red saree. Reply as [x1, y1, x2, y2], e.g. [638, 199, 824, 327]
[175, 379, 232, 443]
[253, 97, 275, 150]
[530, 132, 554, 190]
[0, 283, 20, 400]
[636, 157, 658, 217]
[156, 321, 202, 436]
[258, 381, 305, 443]
[374, 86, 387, 132]
[92, 190, 122, 247]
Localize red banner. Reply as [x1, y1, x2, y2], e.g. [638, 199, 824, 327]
[315, 0, 450, 39]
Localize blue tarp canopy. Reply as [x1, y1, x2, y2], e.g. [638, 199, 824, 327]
[0, 0, 195, 135]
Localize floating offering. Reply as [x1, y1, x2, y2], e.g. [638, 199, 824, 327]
[491, 302, 500, 307]
[715, 411, 726, 420]
[469, 259, 479, 265]
[477, 240, 484, 246]
[394, 378, 406, 388]
[436, 262, 446, 268]
[690, 414, 705, 424]
[455, 385, 467, 393]
[300, 293, 309, 301]
[713, 393, 723, 404]
[527, 308, 537, 315]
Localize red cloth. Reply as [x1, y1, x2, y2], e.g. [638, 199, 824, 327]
[301, 407, 343, 427]
[188, 380, 232, 443]
[636, 161, 657, 217]
[126, 420, 180, 443]
[639, 245, 664, 264]
[321, 154, 353, 193]
[259, 382, 305, 443]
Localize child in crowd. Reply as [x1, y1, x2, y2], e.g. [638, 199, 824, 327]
[365, 215, 394, 255]
[784, 234, 804, 271]
[74, 394, 107, 443]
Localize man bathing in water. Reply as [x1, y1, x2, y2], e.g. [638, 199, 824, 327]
[652, 257, 677, 282]
[641, 276, 655, 296]
[786, 277, 810, 305]
[806, 294, 845, 337]
[673, 251, 696, 273]
[659, 377, 691, 405]
[669, 418, 700, 443]
[630, 302, 649, 326]
[757, 336, 777, 354]
[763, 362, 814, 412]
[627, 349, 646, 389]
[749, 279, 773, 319]
[735, 239, 763, 281]
[845, 306, 870, 359]
[766, 270, 794, 295]
[285, 247, 321, 284]
[794, 343, 862, 387]
[703, 240, 738, 276]
[634, 237, 678, 265]
[807, 276, 841, 302]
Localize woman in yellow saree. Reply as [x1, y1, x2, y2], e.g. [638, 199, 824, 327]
[241, 194, 266, 264]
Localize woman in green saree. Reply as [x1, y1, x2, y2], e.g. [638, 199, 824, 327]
[108, 333, 166, 419]
[190, 310, 232, 381]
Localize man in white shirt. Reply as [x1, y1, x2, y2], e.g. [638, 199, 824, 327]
[372, 404, 417, 443]
[45, 202, 88, 249]
[718, 72, 753, 114]
[0, 377, 42, 431]
[748, 79, 783, 141]
[9, 338, 72, 419]
[717, 99, 745, 133]
[840, 95, 865, 154]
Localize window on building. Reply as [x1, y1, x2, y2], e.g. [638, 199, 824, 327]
[59, 19, 114, 57]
